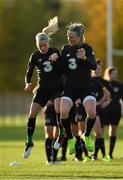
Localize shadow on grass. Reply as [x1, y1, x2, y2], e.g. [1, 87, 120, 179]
[1, 118, 123, 141]
[0, 126, 45, 141]
[1, 173, 123, 179]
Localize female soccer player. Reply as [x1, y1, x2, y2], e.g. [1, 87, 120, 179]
[54, 23, 97, 152]
[91, 60, 111, 161]
[103, 67, 123, 159]
[44, 101, 60, 165]
[23, 17, 63, 158]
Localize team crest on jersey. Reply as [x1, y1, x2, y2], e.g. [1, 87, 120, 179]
[38, 59, 42, 62]
[66, 54, 70, 57]
[113, 87, 119, 93]
[95, 92, 99, 97]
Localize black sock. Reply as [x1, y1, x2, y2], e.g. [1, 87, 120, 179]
[56, 113, 65, 135]
[45, 138, 53, 162]
[61, 136, 68, 158]
[27, 117, 36, 143]
[61, 118, 73, 139]
[56, 113, 60, 124]
[85, 116, 96, 136]
[94, 138, 101, 158]
[109, 136, 116, 158]
[100, 137, 106, 157]
[75, 136, 82, 158]
[81, 139, 88, 156]
[52, 138, 59, 162]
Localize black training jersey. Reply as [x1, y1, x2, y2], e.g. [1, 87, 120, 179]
[25, 48, 62, 89]
[93, 76, 111, 91]
[108, 81, 123, 103]
[61, 43, 96, 90]
[91, 77, 104, 101]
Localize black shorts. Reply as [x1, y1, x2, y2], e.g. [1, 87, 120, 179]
[33, 86, 62, 107]
[69, 106, 77, 124]
[44, 104, 58, 126]
[62, 87, 95, 104]
[69, 104, 87, 124]
[76, 104, 87, 122]
[96, 106, 105, 128]
[103, 103, 121, 126]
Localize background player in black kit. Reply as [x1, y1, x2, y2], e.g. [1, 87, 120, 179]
[103, 67, 123, 159]
[23, 17, 63, 158]
[43, 101, 60, 165]
[91, 60, 111, 161]
[54, 23, 97, 153]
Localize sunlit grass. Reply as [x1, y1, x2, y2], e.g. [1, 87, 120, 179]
[0, 116, 123, 179]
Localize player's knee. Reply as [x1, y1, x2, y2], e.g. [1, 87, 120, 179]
[55, 106, 60, 114]
[29, 113, 36, 118]
[95, 132, 102, 138]
[45, 132, 53, 139]
[88, 111, 96, 119]
[61, 110, 69, 119]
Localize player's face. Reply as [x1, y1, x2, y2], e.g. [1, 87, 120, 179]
[95, 65, 102, 76]
[67, 30, 81, 46]
[36, 40, 49, 54]
[110, 70, 118, 81]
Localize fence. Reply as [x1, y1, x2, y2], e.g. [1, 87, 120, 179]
[0, 94, 32, 117]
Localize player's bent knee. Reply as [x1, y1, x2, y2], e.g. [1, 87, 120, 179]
[88, 111, 96, 119]
[55, 107, 60, 114]
[61, 111, 69, 119]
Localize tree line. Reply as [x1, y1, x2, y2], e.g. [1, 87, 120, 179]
[0, 0, 123, 93]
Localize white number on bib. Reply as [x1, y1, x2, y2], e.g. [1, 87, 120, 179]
[43, 61, 53, 72]
[68, 58, 77, 70]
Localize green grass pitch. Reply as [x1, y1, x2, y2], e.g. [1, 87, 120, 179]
[0, 116, 123, 179]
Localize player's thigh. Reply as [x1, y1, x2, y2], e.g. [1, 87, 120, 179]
[29, 102, 41, 117]
[44, 125, 54, 138]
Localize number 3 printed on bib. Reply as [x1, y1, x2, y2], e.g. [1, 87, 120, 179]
[43, 61, 53, 72]
[68, 58, 77, 70]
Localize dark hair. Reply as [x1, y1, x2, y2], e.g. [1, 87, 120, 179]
[104, 66, 117, 80]
[108, 67, 117, 75]
[96, 58, 102, 66]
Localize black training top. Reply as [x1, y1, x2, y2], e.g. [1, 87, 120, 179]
[92, 76, 113, 93]
[108, 80, 123, 103]
[91, 77, 104, 101]
[25, 48, 62, 89]
[61, 43, 96, 90]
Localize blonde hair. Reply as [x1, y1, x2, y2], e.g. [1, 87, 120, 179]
[36, 16, 59, 42]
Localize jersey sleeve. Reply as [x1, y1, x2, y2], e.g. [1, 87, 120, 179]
[51, 48, 63, 74]
[25, 53, 35, 84]
[85, 45, 97, 70]
[119, 82, 123, 98]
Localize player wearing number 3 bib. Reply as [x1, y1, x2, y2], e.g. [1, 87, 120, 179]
[23, 17, 63, 158]
[54, 23, 97, 153]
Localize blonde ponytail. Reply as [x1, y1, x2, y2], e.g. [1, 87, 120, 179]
[36, 16, 59, 42]
[42, 16, 59, 36]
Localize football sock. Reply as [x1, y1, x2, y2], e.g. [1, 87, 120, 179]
[94, 138, 101, 158]
[81, 139, 88, 156]
[84, 116, 96, 136]
[27, 117, 36, 143]
[61, 136, 68, 158]
[61, 118, 73, 139]
[75, 136, 82, 158]
[56, 113, 60, 124]
[109, 136, 116, 158]
[100, 137, 106, 157]
[45, 138, 53, 162]
[52, 138, 59, 162]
